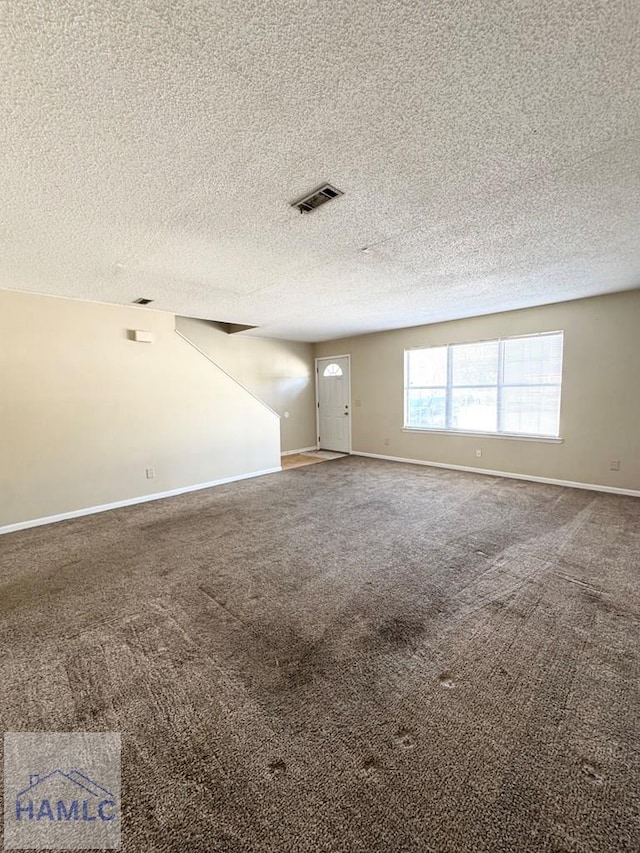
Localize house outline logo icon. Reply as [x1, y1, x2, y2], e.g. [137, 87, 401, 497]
[15, 768, 118, 823]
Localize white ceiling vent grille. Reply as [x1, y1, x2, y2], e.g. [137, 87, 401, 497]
[292, 184, 343, 214]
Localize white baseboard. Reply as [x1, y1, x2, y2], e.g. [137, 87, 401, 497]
[0, 466, 282, 536]
[280, 446, 318, 456]
[353, 452, 640, 498]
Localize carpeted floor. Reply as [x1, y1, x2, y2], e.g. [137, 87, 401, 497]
[1, 457, 638, 852]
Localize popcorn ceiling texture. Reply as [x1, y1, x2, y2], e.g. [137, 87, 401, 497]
[1, 0, 639, 340]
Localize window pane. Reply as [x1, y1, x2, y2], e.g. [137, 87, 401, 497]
[407, 347, 447, 387]
[503, 334, 563, 385]
[500, 386, 561, 436]
[405, 333, 563, 437]
[451, 387, 497, 432]
[451, 341, 499, 386]
[406, 389, 446, 428]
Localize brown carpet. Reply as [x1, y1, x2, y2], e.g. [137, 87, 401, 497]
[1, 457, 638, 852]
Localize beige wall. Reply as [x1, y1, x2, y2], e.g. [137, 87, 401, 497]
[0, 291, 281, 527]
[176, 316, 316, 453]
[315, 291, 640, 492]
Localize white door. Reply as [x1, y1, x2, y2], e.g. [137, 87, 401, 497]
[317, 356, 351, 452]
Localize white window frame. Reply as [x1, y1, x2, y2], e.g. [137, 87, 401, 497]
[403, 331, 564, 442]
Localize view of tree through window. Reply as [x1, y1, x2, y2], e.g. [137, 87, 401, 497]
[404, 332, 563, 438]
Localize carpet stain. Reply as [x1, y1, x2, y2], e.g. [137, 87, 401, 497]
[377, 615, 426, 646]
[360, 756, 382, 779]
[1, 457, 638, 853]
[393, 727, 417, 749]
[438, 672, 456, 689]
[580, 763, 605, 786]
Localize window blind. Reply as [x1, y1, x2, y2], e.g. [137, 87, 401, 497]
[404, 332, 563, 438]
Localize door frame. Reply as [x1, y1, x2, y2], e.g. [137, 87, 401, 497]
[315, 354, 352, 454]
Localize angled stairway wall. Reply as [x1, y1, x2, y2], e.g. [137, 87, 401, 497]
[175, 316, 317, 453]
[0, 291, 281, 530]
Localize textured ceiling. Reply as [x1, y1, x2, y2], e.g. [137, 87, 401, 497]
[1, 1, 639, 341]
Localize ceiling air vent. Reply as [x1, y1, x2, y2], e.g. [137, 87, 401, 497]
[291, 184, 343, 214]
[133, 298, 154, 305]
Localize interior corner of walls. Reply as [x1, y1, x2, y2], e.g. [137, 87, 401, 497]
[1, 291, 283, 527]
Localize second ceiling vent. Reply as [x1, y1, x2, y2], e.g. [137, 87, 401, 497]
[291, 184, 343, 214]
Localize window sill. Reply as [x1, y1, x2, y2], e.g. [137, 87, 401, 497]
[402, 427, 564, 444]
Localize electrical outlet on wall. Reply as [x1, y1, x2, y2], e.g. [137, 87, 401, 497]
[475, 449, 482, 458]
[384, 438, 390, 446]
[146, 467, 155, 479]
[609, 460, 620, 471]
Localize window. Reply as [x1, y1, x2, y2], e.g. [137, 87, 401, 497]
[323, 363, 343, 377]
[404, 332, 563, 438]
